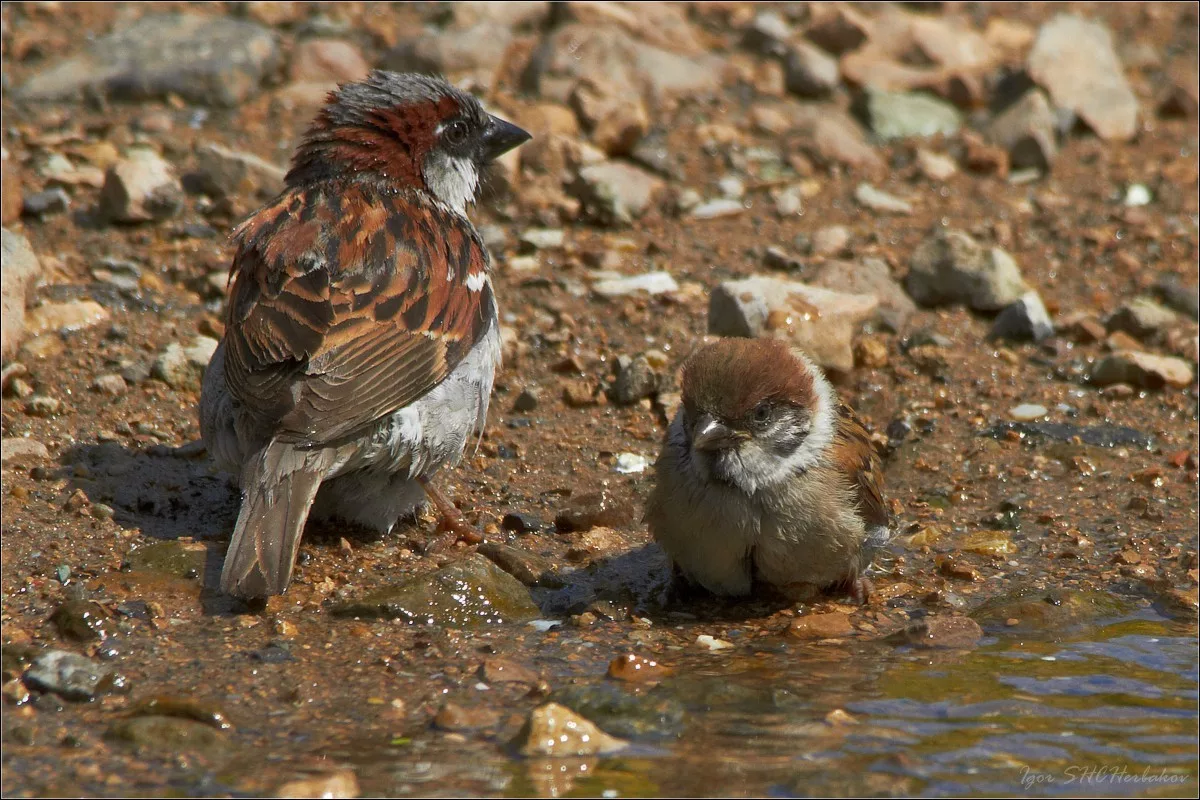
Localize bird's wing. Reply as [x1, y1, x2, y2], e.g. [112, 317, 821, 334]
[222, 182, 495, 447]
[830, 403, 889, 529]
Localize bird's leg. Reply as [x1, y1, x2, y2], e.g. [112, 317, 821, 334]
[843, 575, 874, 605]
[419, 479, 483, 551]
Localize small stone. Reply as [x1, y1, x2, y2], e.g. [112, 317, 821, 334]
[1, 437, 50, 464]
[23, 650, 126, 702]
[570, 78, 649, 157]
[771, 185, 804, 216]
[708, 276, 879, 372]
[609, 354, 663, 405]
[24, 395, 61, 417]
[21, 188, 71, 217]
[1106, 297, 1179, 340]
[479, 657, 539, 685]
[433, 702, 500, 732]
[987, 89, 1058, 172]
[1123, 183, 1152, 207]
[477, 542, 563, 588]
[106, 716, 227, 760]
[99, 148, 183, 223]
[906, 229, 1031, 311]
[1059, 313, 1107, 343]
[1028, 14, 1139, 141]
[614, 453, 649, 474]
[690, 198, 745, 220]
[1091, 351, 1194, 390]
[811, 225, 851, 257]
[288, 39, 370, 85]
[784, 42, 841, 98]
[571, 162, 664, 226]
[152, 336, 218, 390]
[193, 143, 286, 201]
[789, 612, 854, 640]
[989, 291, 1054, 342]
[695, 634, 734, 651]
[607, 653, 673, 683]
[916, 149, 957, 181]
[742, 11, 792, 58]
[856, 88, 962, 142]
[591, 271, 678, 298]
[810, 257, 916, 331]
[24, 301, 110, 338]
[886, 616, 983, 649]
[90, 373, 126, 396]
[514, 702, 628, 757]
[854, 183, 912, 215]
[1152, 276, 1200, 321]
[518, 228, 565, 251]
[1009, 404, 1048, 422]
[555, 490, 631, 532]
[854, 336, 889, 368]
[805, 6, 871, 55]
[512, 388, 540, 413]
[273, 770, 360, 800]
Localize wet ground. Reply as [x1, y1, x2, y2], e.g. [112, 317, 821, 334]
[2, 2, 1198, 797]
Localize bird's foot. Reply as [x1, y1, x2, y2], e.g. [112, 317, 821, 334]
[419, 480, 483, 554]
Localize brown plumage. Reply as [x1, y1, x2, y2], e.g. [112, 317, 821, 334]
[201, 72, 530, 598]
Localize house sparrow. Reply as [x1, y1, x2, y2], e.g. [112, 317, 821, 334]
[645, 338, 890, 602]
[200, 71, 531, 599]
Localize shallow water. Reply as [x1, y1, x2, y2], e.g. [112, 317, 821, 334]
[309, 609, 1198, 798]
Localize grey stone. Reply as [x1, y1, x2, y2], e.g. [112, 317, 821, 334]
[990, 291, 1055, 342]
[742, 11, 792, 58]
[99, 149, 183, 224]
[385, 23, 512, 92]
[152, 336, 219, 390]
[23, 650, 125, 702]
[811, 257, 916, 331]
[20, 13, 279, 107]
[856, 88, 962, 141]
[609, 354, 663, 405]
[1028, 14, 1138, 141]
[854, 183, 912, 215]
[906, 230, 1031, 311]
[784, 42, 841, 98]
[590, 271, 678, 298]
[1091, 351, 1194, 390]
[1153, 276, 1199, 321]
[193, 143, 286, 200]
[1, 229, 42, 360]
[988, 89, 1058, 172]
[571, 162, 664, 226]
[21, 188, 70, 217]
[1106, 297, 1180, 340]
[708, 276, 879, 372]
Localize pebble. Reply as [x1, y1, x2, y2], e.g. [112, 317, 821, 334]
[1009, 404, 1048, 422]
[689, 198, 745, 220]
[477, 542, 564, 588]
[24, 394, 62, 417]
[987, 89, 1058, 172]
[570, 78, 650, 157]
[24, 300, 110, 338]
[853, 183, 913, 215]
[23, 650, 127, 702]
[100, 148, 183, 223]
[1, 437, 50, 464]
[1106, 297, 1179, 340]
[695, 634, 734, 651]
[1028, 13, 1139, 141]
[614, 453, 650, 474]
[193, 143, 286, 201]
[1152, 276, 1200, 321]
[856, 88, 962, 141]
[591, 271, 679, 298]
[906, 229, 1031, 311]
[272, 770, 360, 800]
[519, 228, 565, 251]
[152, 336, 218, 390]
[784, 42, 841, 98]
[288, 38, 370, 85]
[609, 353, 664, 405]
[554, 490, 631, 532]
[742, 11, 791, 58]
[514, 702, 628, 757]
[607, 653, 673, 683]
[811, 225, 851, 257]
[1123, 183, 1152, 207]
[810, 257, 915, 331]
[789, 612, 854, 641]
[989, 291, 1054, 342]
[916, 149, 958, 181]
[21, 188, 70, 217]
[106, 716, 228, 759]
[512, 387, 540, 412]
[478, 657, 539, 685]
[886, 616, 983, 649]
[572, 162, 664, 226]
[708, 276, 879, 372]
[433, 702, 500, 732]
[1091, 351, 1194, 390]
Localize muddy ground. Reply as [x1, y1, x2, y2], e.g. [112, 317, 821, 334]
[1, 2, 1198, 797]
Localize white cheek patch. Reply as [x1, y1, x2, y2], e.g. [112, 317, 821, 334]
[423, 152, 479, 216]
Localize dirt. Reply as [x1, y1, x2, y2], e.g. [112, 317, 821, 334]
[1, 2, 1197, 797]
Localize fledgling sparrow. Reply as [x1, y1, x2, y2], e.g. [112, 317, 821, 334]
[645, 338, 890, 602]
[200, 71, 531, 598]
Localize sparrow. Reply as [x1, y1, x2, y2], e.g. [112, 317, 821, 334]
[645, 338, 890, 602]
[199, 71, 531, 599]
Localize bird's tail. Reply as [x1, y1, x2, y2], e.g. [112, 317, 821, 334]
[220, 440, 330, 599]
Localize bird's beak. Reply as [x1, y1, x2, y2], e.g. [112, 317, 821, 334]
[481, 115, 531, 162]
[692, 414, 744, 452]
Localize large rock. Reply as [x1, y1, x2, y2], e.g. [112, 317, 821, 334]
[708, 277, 879, 372]
[1027, 14, 1139, 141]
[99, 149, 183, 223]
[331, 553, 539, 627]
[906, 230, 1031, 311]
[1, 229, 42, 360]
[20, 13, 279, 107]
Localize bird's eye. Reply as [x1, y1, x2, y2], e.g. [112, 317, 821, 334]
[753, 404, 771, 423]
[442, 120, 469, 147]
